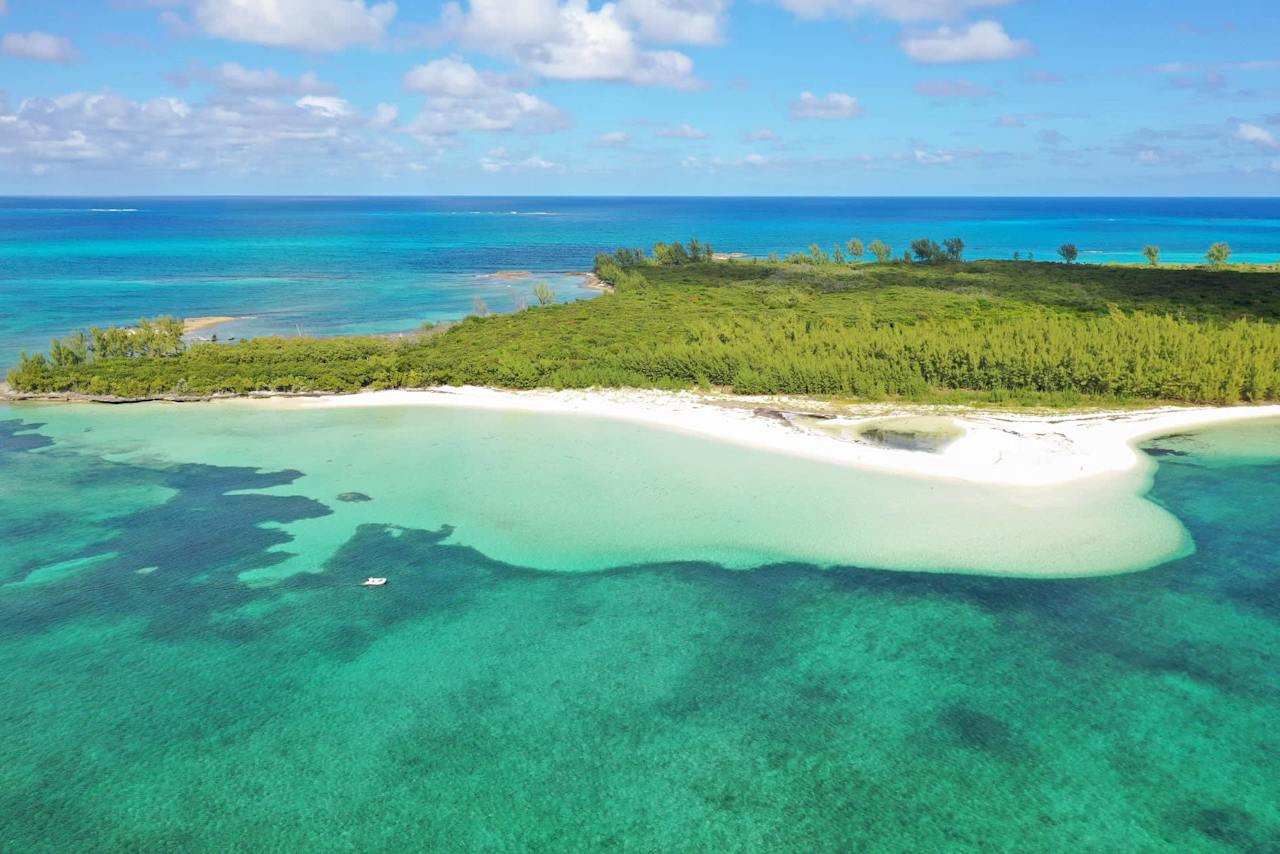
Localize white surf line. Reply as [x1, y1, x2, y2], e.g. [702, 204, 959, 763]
[276, 387, 1280, 488]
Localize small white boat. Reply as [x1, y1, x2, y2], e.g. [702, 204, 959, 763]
[361, 577, 387, 587]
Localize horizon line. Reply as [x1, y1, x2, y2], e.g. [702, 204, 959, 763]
[3, 194, 1280, 201]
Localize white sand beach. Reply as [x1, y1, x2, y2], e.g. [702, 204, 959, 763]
[183, 316, 247, 333]
[290, 386, 1280, 488]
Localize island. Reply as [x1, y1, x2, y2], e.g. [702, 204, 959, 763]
[8, 240, 1279, 407]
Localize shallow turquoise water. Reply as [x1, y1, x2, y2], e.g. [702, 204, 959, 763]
[0, 405, 1277, 851]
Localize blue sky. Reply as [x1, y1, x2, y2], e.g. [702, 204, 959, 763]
[1, 0, 1278, 195]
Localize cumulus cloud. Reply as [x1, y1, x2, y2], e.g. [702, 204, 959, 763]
[2, 31, 78, 64]
[402, 56, 568, 139]
[746, 128, 778, 141]
[616, 0, 728, 44]
[296, 95, 355, 119]
[790, 91, 863, 120]
[188, 0, 396, 51]
[776, 0, 1018, 22]
[403, 55, 519, 97]
[1235, 122, 1278, 148]
[369, 102, 400, 129]
[656, 123, 707, 138]
[202, 63, 334, 95]
[440, 0, 702, 89]
[913, 78, 993, 97]
[0, 89, 399, 177]
[900, 20, 1032, 63]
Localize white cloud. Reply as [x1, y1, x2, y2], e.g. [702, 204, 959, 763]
[479, 146, 559, 172]
[402, 57, 568, 139]
[592, 130, 631, 147]
[616, 0, 728, 45]
[296, 95, 354, 119]
[1235, 122, 1278, 149]
[0, 1, 8, 15]
[190, 0, 396, 51]
[746, 128, 778, 141]
[0, 90, 398, 178]
[790, 91, 863, 120]
[2, 31, 77, 64]
[209, 63, 333, 95]
[680, 152, 784, 172]
[370, 102, 399, 129]
[776, 0, 1018, 22]
[900, 20, 1032, 64]
[440, 0, 701, 88]
[913, 148, 955, 164]
[403, 55, 511, 98]
[656, 123, 707, 138]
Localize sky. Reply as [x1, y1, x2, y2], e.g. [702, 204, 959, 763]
[0, 0, 1278, 195]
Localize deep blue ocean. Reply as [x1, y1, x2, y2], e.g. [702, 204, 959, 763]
[2, 196, 1278, 367]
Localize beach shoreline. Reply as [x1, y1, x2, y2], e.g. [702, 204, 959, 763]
[281, 387, 1280, 487]
[5, 383, 1276, 488]
[5, 384, 1276, 578]
[9, 383, 1266, 489]
[183, 316, 248, 333]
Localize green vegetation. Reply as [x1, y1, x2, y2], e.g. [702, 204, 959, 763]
[1144, 245, 1161, 267]
[1059, 244, 1079, 264]
[1207, 241, 1232, 267]
[9, 253, 1280, 406]
[908, 237, 965, 263]
[533, 282, 557, 306]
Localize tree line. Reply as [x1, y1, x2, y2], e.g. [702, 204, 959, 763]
[17, 316, 187, 374]
[12, 305, 1279, 406]
[596, 239, 1243, 284]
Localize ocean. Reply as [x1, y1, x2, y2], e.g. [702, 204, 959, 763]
[2, 196, 1279, 849]
[0, 401, 1277, 850]
[3, 196, 1279, 367]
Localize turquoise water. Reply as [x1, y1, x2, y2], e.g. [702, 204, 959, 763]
[1, 402, 1277, 850]
[3, 196, 1279, 366]
[0, 400, 1192, 579]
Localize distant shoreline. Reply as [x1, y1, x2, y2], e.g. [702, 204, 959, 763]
[183, 316, 249, 333]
